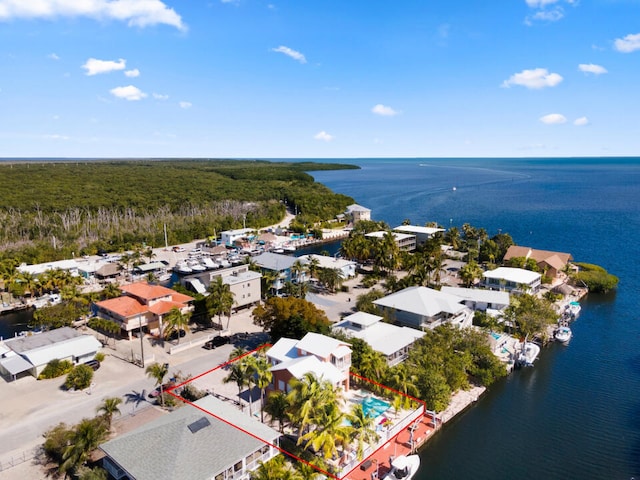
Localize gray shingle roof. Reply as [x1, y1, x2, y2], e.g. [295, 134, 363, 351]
[100, 395, 280, 480]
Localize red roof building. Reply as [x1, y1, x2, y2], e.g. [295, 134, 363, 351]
[94, 282, 193, 340]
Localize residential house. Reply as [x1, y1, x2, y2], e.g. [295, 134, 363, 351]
[373, 286, 473, 330]
[332, 312, 424, 367]
[266, 332, 352, 393]
[503, 245, 573, 279]
[0, 327, 101, 380]
[393, 225, 445, 246]
[440, 286, 510, 317]
[482, 267, 541, 294]
[100, 395, 281, 480]
[298, 254, 357, 279]
[181, 264, 261, 310]
[252, 252, 302, 295]
[365, 231, 417, 251]
[345, 204, 371, 223]
[93, 282, 193, 340]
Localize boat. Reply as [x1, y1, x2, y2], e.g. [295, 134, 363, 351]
[383, 455, 420, 480]
[173, 261, 192, 274]
[555, 326, 572, 344]
[201, 257, 219, 270]
[567, 301, 581, 319]
[188, 261, 206, 272]
[517, 341, 541, 367]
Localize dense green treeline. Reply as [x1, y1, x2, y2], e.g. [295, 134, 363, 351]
[0, 159, 356, 263]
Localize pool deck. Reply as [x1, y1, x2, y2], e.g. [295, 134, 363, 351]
[342, 413, 436, 480]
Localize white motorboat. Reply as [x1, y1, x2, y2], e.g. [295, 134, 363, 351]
[201, 257, 219, 270]
[174, 261, 192, 274]
[567, 301, 581, 318]
[555, 326, 572, 344]
[517, 341, 541, 367]
[188, 261, 206, 272]
[383, 455, 420, 480]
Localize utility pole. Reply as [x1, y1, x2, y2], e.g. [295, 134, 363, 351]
[139, 319, 145, 368]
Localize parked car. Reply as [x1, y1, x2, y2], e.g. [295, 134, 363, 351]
[203, 336, 229, 350]
[172, 246, 186, 253]
[148, 381, 175, 398]
[166, 329, 186, 341]
[83, 359, 101, 371]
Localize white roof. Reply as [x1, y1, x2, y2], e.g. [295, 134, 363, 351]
[346, 204, 370, 213]
[0, 355, 33, 375]
[221, 228, 254, 236]
[393, 225, 445, 235]
[373, 286, 466, 317]
[341, 311, 382, 328]
[271, 355, 344, 385]
[266, 337, 298, 363]
[299, 254, 356, 270]
[253, 252, 298, 271]
[440, 286, 510, 306]
[333, 316, 424, 357]
[222, 270, 261, 286]
[365, 231, 414, 241]
[17, 259, 79, 276]
[295, 332, 350, 359]
[483, 267, 541, 284]
[5, 327, 101, 367]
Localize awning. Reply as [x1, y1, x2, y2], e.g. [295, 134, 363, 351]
[0, 355, 33, 376]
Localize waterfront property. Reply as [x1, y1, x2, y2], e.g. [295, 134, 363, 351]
[482, 267, 541, 294]
[365, 231, 417, 251]
[373, 286, 473, 330]
[100, 395, 281, 480]
[393, 225, 445, 246]
[345, 203, 371, 223]
[440, 286, 510, 317]
[220, 228, 255, 247]
[299, 253, 357, 279]
[266, 332, 352, 393]
[503, 245, 573, 279]
[92, 282, 194, 340]
[332, 312, 424, 366]
[0, 326, 101, 380]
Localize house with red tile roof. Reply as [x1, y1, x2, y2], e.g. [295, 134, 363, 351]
[503, 246, 573, 279]
[93, 282, 193, 340]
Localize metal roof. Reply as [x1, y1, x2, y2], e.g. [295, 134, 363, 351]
[374, 286, 466, 317]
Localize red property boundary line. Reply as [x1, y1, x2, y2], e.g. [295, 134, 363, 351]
[165, 344, 426, 480]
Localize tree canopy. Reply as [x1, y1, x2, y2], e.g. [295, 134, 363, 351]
[252, 296, 331, 341]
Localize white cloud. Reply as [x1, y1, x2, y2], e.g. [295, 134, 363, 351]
[526, 0, 561, 7]
[502, 68, 563, 89]
[574, 116, 589, 126]
[614, 33, 640, 53]
[48, 52, 59, 60]
[179, 101, 192, 109]
[109, 85, 147, 101]
[44, 134, 69, 140]
[314, 131, 334, 142]
[124, 68, 140, 77]
[271, 46, 306, 64]
[578, 63, 607, 75]
[0, 0, 186, 31]
[83, 58, 126, 76]
[539, 113, 567, 124]
[371, 104, 399, 116]
[527, 7, 564, 23]
[153, 92, 169, 100]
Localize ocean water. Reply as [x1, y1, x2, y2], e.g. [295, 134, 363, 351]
[308, 158, 640, 480]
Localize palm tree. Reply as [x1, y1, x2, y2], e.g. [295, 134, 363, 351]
[252, 355, 273, 423]
[317, 268, 344, 293]
[300, 402, 352, 461]
[146, 362, 169, 407]
[144, 247, 156, 263]
[96, 397, 123, 429]
[264, 391, 290, 432]
[347, 403, 379, 459]
[101, 282, 121, 300]
[163, 307, 191, 344]
[459, 260, 483, 287]
[206, 276, 235, 328]
[251, 455, 289, 480]
[228, 345, 248, 362]
[60, 417, 108, 478]
[224, 361, 250, 409]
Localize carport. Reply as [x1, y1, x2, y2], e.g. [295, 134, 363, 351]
[0, 355, 34, 381]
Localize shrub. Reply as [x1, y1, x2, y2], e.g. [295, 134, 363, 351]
[94, 352, 105, 362]
[65, 364, 94, 390]
[39, 359, 73, 379]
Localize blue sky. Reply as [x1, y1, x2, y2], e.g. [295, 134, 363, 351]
[1, 0, 639, 158]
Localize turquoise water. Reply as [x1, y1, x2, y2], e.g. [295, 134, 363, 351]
[308, 157, 640, 480]
[490, 332, 501, 340]
[361, 396, 391, 418]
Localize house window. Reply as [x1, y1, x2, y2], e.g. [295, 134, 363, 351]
[234, 461, 243, 472]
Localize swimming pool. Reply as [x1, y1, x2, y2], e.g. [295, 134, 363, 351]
[490, 332, 501, 340]
[361, 396, 391, 418]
